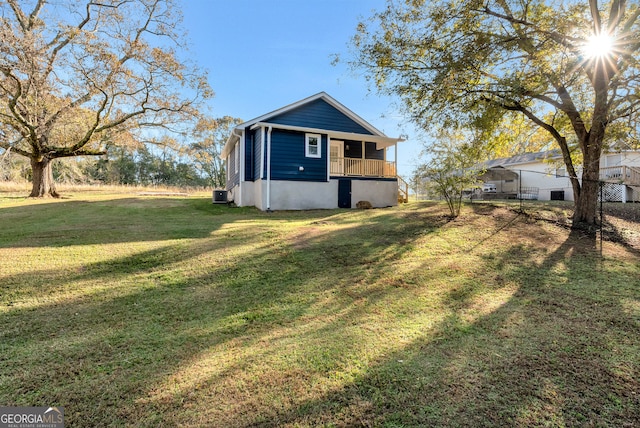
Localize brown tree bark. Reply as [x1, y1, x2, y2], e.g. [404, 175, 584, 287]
[571, 93, 607, 227]
[29, 157, 60, 198]
[573, 175, 599, 226]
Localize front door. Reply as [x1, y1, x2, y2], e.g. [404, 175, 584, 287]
[330, 140, 344, 175]
[338, 179, 351, 208]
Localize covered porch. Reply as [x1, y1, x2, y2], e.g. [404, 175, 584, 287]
[329, 138, 398, 178]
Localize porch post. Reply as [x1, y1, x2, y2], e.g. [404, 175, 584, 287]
[361, 141, 365, 175]
[326, 136, 331, 182]
[394, 143, 398, 177]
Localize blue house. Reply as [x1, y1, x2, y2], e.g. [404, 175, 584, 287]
[220, 92, 404, 210]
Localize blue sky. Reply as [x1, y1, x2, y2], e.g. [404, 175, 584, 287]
[181, 0, 422, 177]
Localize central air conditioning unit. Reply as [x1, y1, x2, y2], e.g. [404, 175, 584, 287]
[212, 190, 228, 204]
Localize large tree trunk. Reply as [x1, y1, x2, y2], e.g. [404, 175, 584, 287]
[572, 134, 603, 228]
[573, 175, 599, 226]
[30, 157, 60, 198]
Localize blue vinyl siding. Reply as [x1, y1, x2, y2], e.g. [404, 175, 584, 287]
[252, 128, 263, 180]
[269, 129, 327, 181]
[269, 99, 373, 135]
[244, 131, 253, 181]
[226, 142, 240, 189]
[365, 142, 384, 160]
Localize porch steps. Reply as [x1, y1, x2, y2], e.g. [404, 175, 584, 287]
[398, 176, 409, 204]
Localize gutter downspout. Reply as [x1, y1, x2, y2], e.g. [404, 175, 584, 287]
[266, 126, 273, 212]
[233, 129, 242, 204]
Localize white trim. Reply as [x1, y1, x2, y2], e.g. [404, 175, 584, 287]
[240, 132, 245, 180]
[266, 126, 273, 211]
[250, 122, 402, 148]
[330, 140, 344, 177]
[394, 143, 397, 168]
[305, 133, 322, 158]
[327, 136, 331, 181]
[238, 130, 245, 204]
[221, 129, 242, 158]
[260, 127, 265, 180]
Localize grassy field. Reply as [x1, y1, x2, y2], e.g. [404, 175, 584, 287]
[0, 189, 638, 427]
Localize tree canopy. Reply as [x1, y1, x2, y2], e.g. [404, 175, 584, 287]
[0, 0, 212, 196]
[415, 128, 487, 217]
[188, 116, 243, 189]
[349, 0, 640, 226]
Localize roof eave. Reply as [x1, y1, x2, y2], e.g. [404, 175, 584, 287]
[220, 128, 242, 158]
[249, 121, 403, 147]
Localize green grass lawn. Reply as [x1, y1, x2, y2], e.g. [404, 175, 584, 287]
[0, 191, 638, 427]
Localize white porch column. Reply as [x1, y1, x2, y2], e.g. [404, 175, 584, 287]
[326, 135, 331, 181]
[394, 143, 398, 176]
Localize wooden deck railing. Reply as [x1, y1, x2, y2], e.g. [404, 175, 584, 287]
[330, 157, 397, 178]
[600, 165, 640, 186]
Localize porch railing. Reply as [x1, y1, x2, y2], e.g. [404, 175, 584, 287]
[600, 165, 640, 186]
[330, 157, 396, 178]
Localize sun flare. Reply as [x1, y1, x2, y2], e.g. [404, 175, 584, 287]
[582, 33, 614, 59]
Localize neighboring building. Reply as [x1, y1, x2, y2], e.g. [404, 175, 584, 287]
[480, 149, 640, 202]
[220, 92, 405, 210]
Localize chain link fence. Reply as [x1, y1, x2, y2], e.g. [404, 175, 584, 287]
[464, 168, 640, 249]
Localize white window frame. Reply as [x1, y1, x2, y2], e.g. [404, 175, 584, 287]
[305, 133, 321, 158]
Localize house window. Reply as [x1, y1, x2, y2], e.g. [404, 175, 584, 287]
[235, 142, 239, 174]
[556, 167, 565, 178]
[305, 134, 321, 158]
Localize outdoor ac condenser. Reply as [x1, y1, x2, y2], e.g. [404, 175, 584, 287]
[212, 190, 228, 204]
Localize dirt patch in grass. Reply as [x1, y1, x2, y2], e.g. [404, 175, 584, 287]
[290, 226, 326, 250]
[484, 201, 640, 251]
[602, 203, 640, 250]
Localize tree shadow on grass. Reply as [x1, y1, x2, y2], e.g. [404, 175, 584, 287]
[251, 228, 639, 427]
[601, 216, 640, 256]
[0, 204, 451, 426]
[0, 237, 321, 425]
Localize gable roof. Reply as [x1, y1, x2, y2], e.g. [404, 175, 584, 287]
[484, 150, 562, 168]
[239, 92, 385, 136]
[221, 92, 400, 157]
